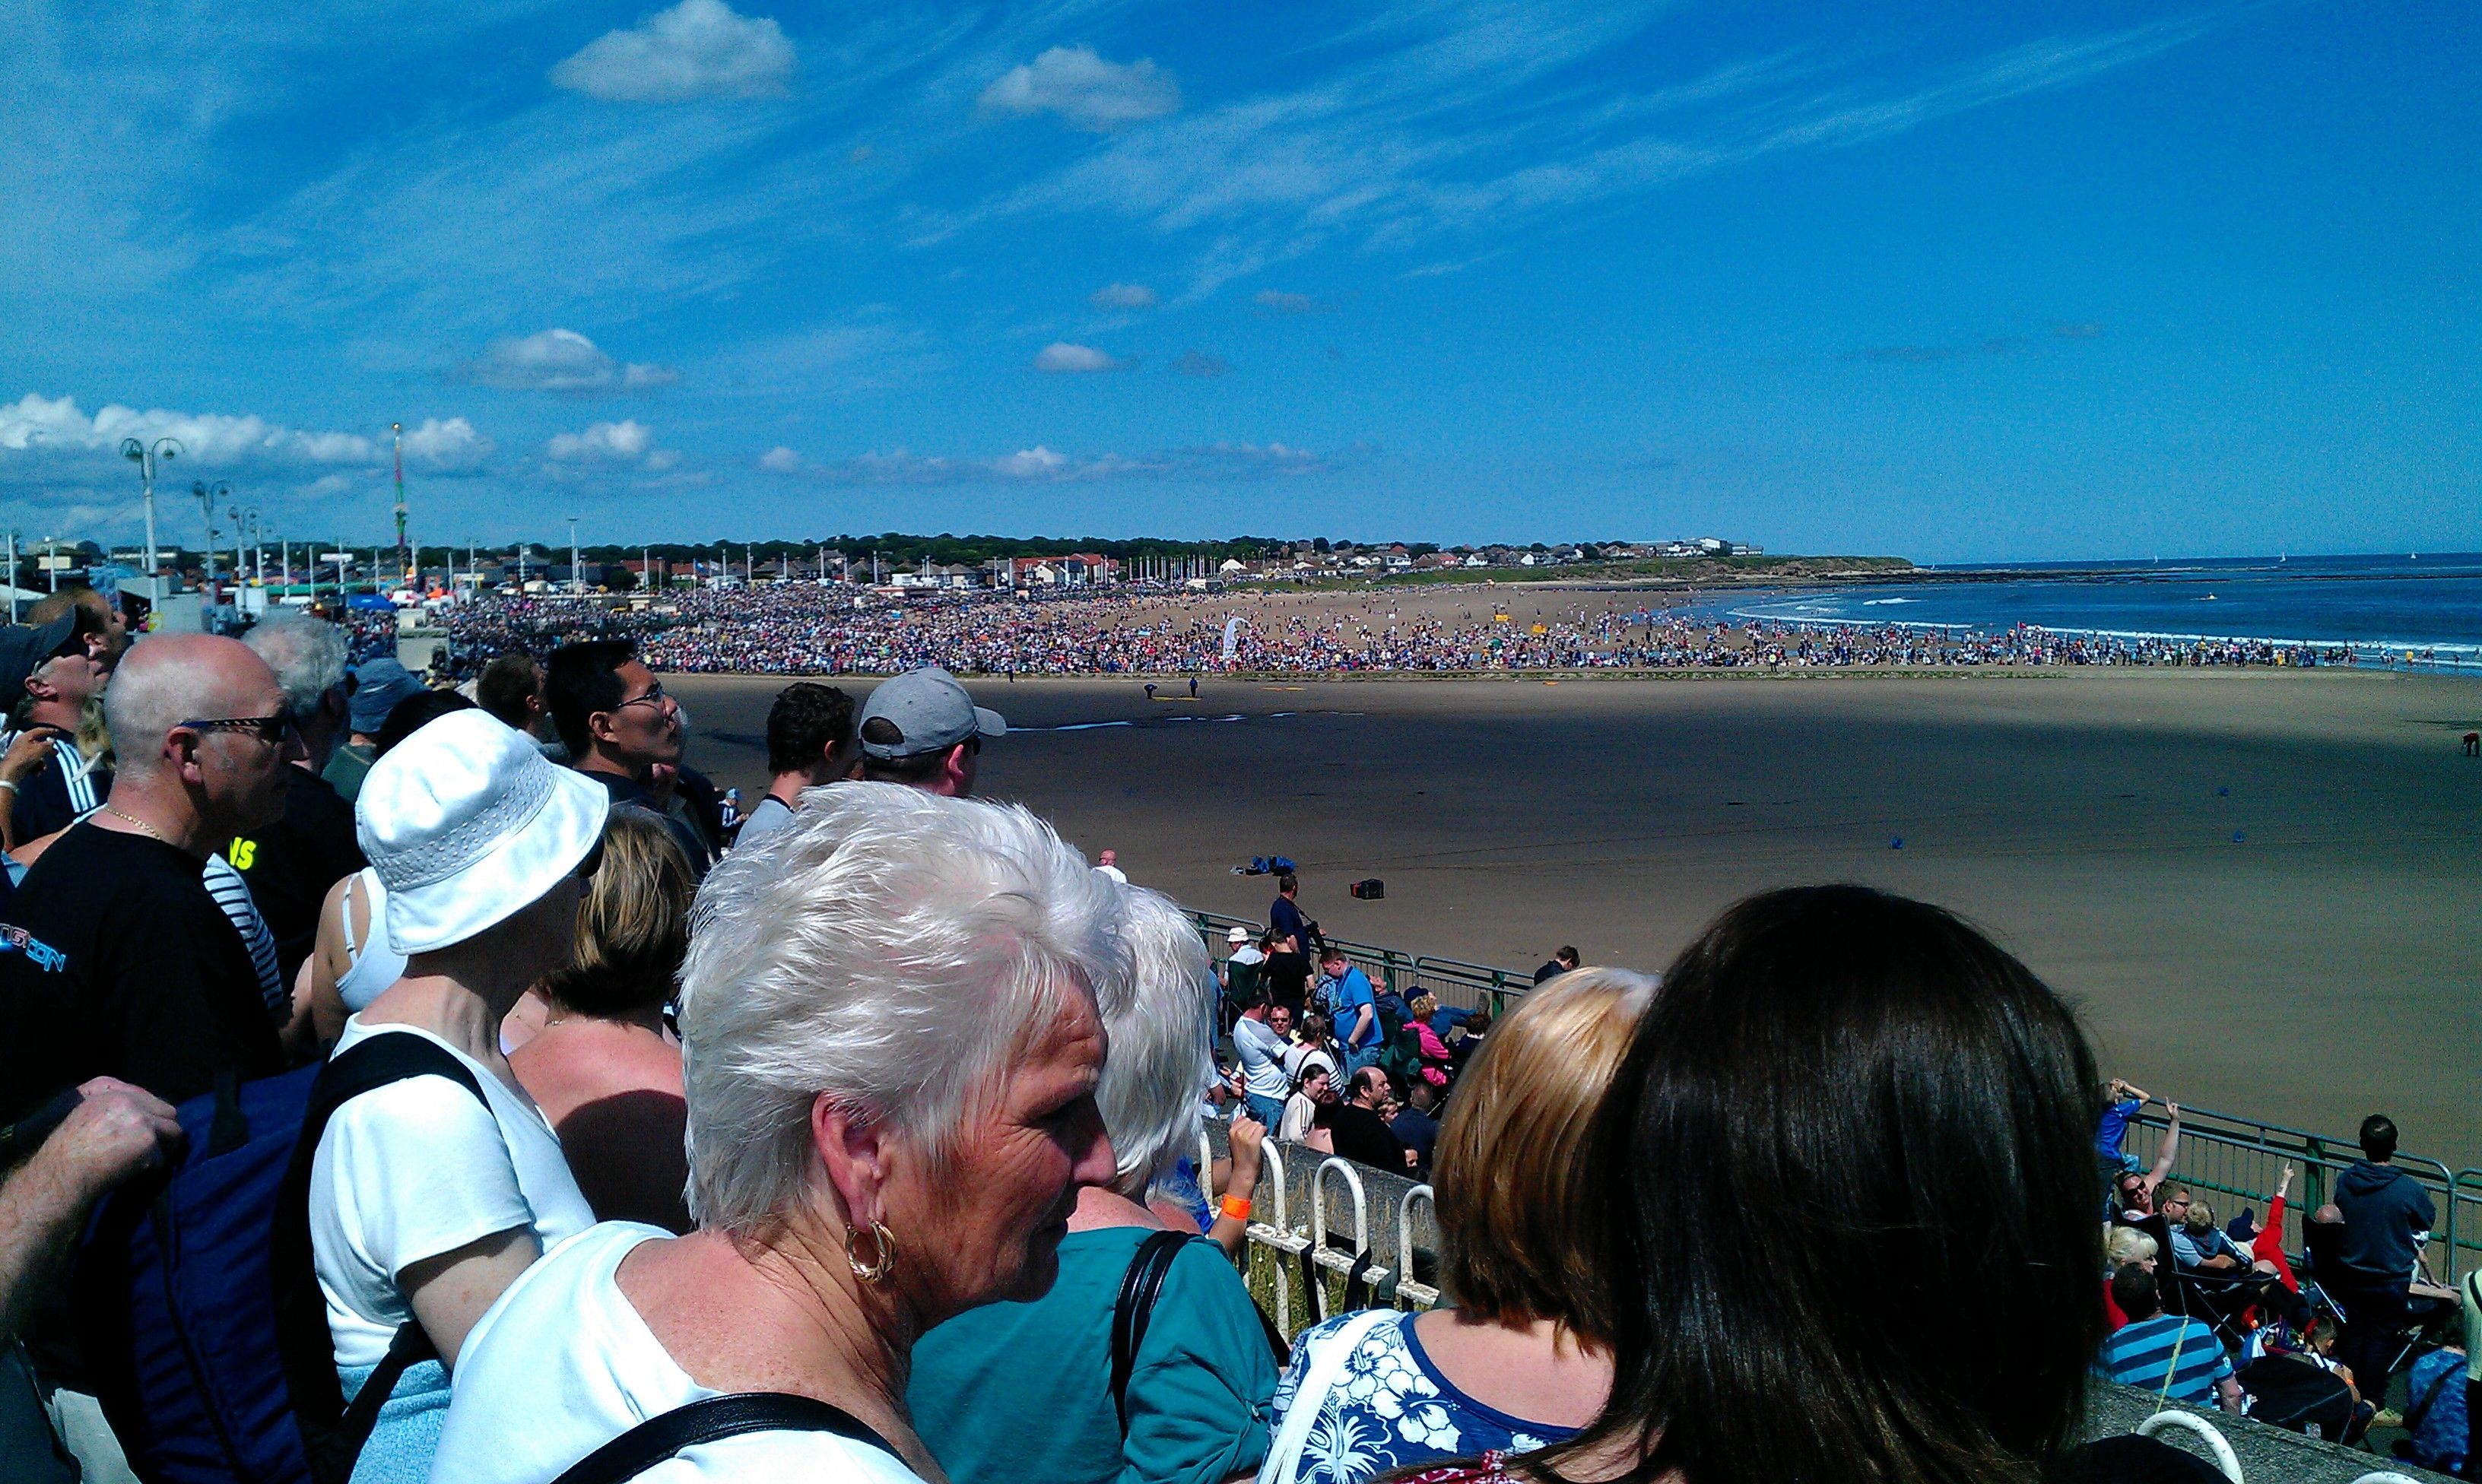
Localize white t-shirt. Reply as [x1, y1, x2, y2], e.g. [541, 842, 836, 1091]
[434, 1223, 928, 1484]
[308, 1018, 595, 1370]
[1232, 1016, 1291, 1101]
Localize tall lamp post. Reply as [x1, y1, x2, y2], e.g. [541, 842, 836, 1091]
[122, 436, 181, 591]
[191, 479, 230, 595]
[568, 517, 582, 596]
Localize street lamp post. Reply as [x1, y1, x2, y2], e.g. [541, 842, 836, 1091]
[121, 437, 181, 593]
[191, 479, 230, 597]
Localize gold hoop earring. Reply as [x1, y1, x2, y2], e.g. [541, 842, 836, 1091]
[846, 1219, 898, 1285]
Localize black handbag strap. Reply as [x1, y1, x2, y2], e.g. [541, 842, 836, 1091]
[551, 1393, 898, 1484]
[1110, 1230, 1191, 1433]
[271, 1032, 491, 1484]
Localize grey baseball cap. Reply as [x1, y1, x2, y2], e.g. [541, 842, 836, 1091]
[857, 667, 1006, 759]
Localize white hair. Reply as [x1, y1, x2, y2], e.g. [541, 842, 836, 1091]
[676, 782, 1125, 1236]
[1095, 886, 1217, 1197]
[243, 611, 348, 720]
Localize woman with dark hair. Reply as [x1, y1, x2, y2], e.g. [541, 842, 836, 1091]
[1393, 885, 2106, 1484]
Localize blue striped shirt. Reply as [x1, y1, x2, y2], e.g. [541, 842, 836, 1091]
[2097, 1314, 2233, 1403]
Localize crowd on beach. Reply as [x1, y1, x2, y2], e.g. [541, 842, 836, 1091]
[0, 591, 2471, 1484]
[429, 584, 2360, 680]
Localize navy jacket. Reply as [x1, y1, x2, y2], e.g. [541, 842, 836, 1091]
[2333, 1159, 2436, 1283]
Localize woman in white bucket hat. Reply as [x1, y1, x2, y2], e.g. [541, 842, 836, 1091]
[297, 709, 608, 1484]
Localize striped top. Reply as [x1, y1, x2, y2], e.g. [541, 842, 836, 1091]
[2096, 1314, 2233, 1404]
[202, 852, 286, 1015]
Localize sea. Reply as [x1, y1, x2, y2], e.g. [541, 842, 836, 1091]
[1712, 553, 2482, 666]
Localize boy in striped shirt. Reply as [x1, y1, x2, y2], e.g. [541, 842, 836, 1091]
[2097, 1267, 2242, 1416]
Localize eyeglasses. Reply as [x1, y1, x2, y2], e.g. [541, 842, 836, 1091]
[615, 680, 671, 713]
[179, 712, 297, 745]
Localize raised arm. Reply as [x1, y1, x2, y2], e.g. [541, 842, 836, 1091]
[2143, 1102, 2181, 1191]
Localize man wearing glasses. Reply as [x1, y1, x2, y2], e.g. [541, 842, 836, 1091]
[0, 633, 303, 1482]
[544, 639, 718, 874]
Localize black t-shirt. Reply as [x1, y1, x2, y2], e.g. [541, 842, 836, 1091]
[0, 823, 284, 1122]
[1316, 1101, 1410, 1172]
[227, 766, 366, 985]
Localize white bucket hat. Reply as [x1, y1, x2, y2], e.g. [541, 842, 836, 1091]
[357, 709, 609, 955]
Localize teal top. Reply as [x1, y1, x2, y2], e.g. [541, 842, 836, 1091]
[908, 1226, 1277, 1484]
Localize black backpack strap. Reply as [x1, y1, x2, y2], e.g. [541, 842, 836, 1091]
[551, 1394, 898, 1484]
[270, 1032, 492, 1484]
[1109, 1230, 1192, 1434]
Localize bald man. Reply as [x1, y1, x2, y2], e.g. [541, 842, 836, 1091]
[1, 635, 302, 1127]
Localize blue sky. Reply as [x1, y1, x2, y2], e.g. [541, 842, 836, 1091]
[0, 0, 2471, 561]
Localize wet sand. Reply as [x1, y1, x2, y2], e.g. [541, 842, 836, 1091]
[671, 667, 2482, 1167]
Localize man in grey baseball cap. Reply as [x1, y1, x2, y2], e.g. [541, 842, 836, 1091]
[855, 666, 1005, 797]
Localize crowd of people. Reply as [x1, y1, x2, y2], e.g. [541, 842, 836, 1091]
[0, 590, 2469, 1484]
[429, 583, 2358, 681]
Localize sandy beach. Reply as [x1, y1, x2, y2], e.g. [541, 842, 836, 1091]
[671, 665, 2482, 1168]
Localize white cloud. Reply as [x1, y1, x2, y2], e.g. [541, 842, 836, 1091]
[755, 438, 1354, 486]
[398, 417, 496, 474]
[1033, 342, 1124, 373]
[1254, 289, 1320, 316]
[550, 0, 797, 104]
[544, 419, 658, 461]
[980, 47, 1180, 132]
[0, 392, 376, 466]
[1088, 282, 1159, 310]
[460, 329, 680, 394]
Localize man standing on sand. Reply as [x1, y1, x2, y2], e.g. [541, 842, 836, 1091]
[733, 681, 857, 851]
[855, 666, 1005, 797]
[1534, 945, 1579, 984]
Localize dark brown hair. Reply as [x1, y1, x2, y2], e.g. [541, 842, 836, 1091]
[1541, 886, 2101, 1484]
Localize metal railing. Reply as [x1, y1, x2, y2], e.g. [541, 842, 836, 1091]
[1192, 911, 2478, 1307]
[2114, 1103, 2477, 1285]
[1188, 909, 1533, 1016]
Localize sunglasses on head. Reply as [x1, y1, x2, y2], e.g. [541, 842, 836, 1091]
[179, 712, 297, 745]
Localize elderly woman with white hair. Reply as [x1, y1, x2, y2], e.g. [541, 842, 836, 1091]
[430, 783, 1123, 1483]
[907, 884, 1280, 1484]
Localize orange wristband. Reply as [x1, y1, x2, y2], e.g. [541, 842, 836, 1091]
[1220, 1195, 1253, 1222]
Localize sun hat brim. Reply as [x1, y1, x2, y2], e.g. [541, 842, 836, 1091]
[384, 763, 608, 956]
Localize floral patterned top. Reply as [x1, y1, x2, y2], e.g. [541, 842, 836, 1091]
[1267, 1312, 1573, 1484]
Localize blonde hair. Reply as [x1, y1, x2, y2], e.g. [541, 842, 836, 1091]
[538, 809, 695, 1017]
[1435, 966, 1657, 1338]
[2183, 1200, 2215, 1232]
[2104, 1226, 2156, 1271]
[1409, 992, 1439, 1019]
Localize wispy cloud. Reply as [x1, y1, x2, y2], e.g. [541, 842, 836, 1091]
[1841, 336, 2024, 364]
[1033, 341, 1128, 373]
[1253, 290, 1324, 316]
[459, 329, 681, 394]
[1170, 350, 1230, 377]
[551, 0, 797, 103]
[1088, 281, 1160, 310]
[545, 419, 670, 466]
[758, 439, 1352, 485]
[979, 46, 1181, 132]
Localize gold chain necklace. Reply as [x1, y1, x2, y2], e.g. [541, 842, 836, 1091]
[102, 806, 173, 845]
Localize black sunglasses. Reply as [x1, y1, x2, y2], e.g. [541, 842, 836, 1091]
[179, 712, 297, 745]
